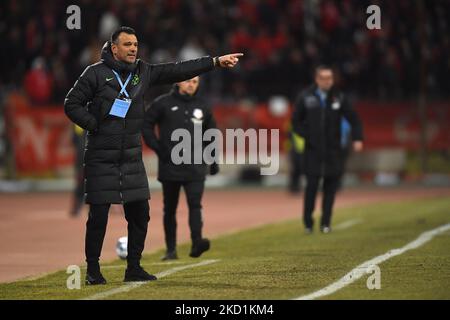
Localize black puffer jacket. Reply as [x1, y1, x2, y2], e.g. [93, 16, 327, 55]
[292, 85, 364, 176]
[64, 42, 214, 204]
[142, 86, 216, 181]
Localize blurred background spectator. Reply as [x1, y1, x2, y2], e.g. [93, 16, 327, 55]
[0, 0, 449, 105]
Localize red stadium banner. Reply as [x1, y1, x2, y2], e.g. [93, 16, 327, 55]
[5, 94, 74, 176]
[355, 102, 450, 150]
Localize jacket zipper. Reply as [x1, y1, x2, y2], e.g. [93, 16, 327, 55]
[119, 119, 126, 204]
[117, 71, 127, 204]
[119, 172, 123, 203]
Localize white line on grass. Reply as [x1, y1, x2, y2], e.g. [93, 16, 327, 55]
[334, 218, 363, 231]
[294, 222, 450, 300]
[81, 259, 220, 300]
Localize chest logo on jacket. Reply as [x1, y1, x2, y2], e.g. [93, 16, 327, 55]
[131, 74, 140, 86]
[191, 108, 204, 124]
[332, 100, 341, 110]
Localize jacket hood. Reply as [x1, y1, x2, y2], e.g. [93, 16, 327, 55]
[101, 41, 138, 73]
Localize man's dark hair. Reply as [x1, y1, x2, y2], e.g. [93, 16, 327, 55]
[315, 65, 333, 75]
[111, 26, 136, 43]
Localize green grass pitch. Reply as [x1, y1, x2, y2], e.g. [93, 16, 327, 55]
[1, 196, 449, 300]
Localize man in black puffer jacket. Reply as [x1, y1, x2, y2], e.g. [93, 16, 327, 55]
[64, 26, 242, 285]
[143, 76, 218, 261]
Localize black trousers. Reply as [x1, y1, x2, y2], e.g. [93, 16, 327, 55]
[85, 200, 150, 269]
[303, 174, 341, 229]
[161, 180, 205, 252]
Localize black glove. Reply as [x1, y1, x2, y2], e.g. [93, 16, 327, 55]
[209, 163, 219, 175]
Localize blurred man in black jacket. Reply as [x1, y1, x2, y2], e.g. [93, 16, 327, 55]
[292, 66, 364, 234]
[143, 76, 218, 260]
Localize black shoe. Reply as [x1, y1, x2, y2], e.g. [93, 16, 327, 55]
[85, 271, 107, 285]
[161, 250, 178, 261]
[189, 238, 210, 258]
[124, 266, 157, 282]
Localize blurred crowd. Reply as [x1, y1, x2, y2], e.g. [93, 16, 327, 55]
[0, 0, 449, 106]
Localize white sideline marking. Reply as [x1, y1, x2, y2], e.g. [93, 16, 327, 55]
[81, 259, 219, 300]
[334, 219, 363, 230]
[294, 222, 450, 300]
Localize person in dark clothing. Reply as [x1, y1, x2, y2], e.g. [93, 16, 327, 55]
[64, 26, 242, 285]
[70, 124, 86, 217]
[292, 66, 364, 234]
[142, 76, 218, 261]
